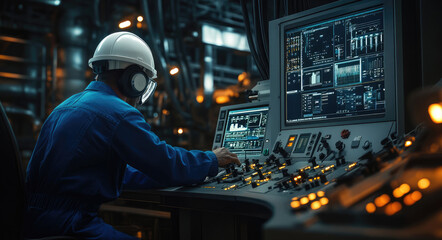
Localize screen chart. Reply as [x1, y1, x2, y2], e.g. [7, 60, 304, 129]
[285, 8, 385, 124]
[222, 106, 269, 157]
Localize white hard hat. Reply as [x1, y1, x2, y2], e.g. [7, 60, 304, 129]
[88, 31, 157, 79]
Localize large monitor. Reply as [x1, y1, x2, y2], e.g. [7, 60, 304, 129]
[269, 0, 403, 133]
[212, 102, 270, 160]
[285, 8, 385, 124]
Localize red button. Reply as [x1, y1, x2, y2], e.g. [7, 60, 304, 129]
[341, 129, 350, 139]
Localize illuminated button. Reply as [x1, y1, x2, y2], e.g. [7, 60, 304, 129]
[385, 202, 402, 216]
[410, 191, 422, 202]
[308, 193, 316, 201]
[393, 183, 410, 198]
[287, 142, 294, 147]
[374, 194, 390, 207]
[289, 136, 296, 141]
[317, 191, 325, 197]
[311, 201, 321, 210]
[291, 201, 301, 209]
[366, 202, 376, 213]
[417, 178, 430, 189]
[319, 197, 329, 205]
[300, 197, 309, 205]
[403, 194, 413, 206]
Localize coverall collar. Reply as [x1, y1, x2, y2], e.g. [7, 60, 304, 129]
[85, 80, 119, 97]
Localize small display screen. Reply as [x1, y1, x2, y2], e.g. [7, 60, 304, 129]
[293, 133, 311, 153]
[222, 106, 269, 158]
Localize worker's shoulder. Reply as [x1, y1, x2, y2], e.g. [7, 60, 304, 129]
[55, 90, 138, 125]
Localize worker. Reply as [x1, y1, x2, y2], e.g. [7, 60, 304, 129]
[24, 32, 240, 239]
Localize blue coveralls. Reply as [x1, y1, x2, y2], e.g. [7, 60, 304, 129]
[24, 81, 218, 239]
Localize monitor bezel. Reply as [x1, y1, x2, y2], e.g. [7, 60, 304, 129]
[273, 0, 399, 131]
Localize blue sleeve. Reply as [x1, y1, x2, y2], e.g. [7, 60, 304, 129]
[123, 165, 166, 190]
[113, 110, 218, 187]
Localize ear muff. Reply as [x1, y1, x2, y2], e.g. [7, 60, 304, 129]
[117, 65, 148, 98]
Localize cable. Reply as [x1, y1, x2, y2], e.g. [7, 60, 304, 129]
[172, 0, 197, 99]
[252, 0, 268, 78]
[141, 0, 191, 119]
[254, 0, 269, 79]
[259, 0, 269, 60]
[240, 0, 266, 80]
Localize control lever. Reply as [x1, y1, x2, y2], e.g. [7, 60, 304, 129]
[265, 154, 276, 165]
[335, 141, 346, 165]
[273, 141, 289, 158]
[282, 169, 289, 177]
[256, 169, 265, 180]
[309, 156, 317, 167]
[278, 147, 289, 158]
[321, 137, 331, 155]
[244, 159, 251, 172]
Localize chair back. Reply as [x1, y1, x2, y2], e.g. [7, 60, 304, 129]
[0, 101, 26, 240]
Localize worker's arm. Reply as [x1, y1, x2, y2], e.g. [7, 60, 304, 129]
[113, 109, 238, 187]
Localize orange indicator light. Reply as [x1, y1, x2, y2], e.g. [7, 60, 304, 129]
[385, 202, 402, 216]
[300, 197, 309, 205]
[319, 197, 329, 205]
[310, 201, 321, 210]
[374, 194, 390, 207]
[366, 202, 376, 213]
[291, 201, 300, 208]
[417, 178, 430, 189]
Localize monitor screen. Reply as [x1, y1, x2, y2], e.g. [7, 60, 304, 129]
[285, 8, 385, 124]
[222, 106, 269, 157]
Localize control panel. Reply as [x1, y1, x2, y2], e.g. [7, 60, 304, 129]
[203, 121, 394, 196]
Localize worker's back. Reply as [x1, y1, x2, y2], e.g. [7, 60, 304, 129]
[24, 80, 219, 239]
[26, 81, 132, 204]
[24, 81, 141, 239]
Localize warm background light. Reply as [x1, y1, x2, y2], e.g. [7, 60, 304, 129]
[317, 191, 325, 197]
[169, 67, 179, 75]
[319, 197, 329, 205]
[428, 103, 442, 124]
[177, 128, 184, 135]
[404, 140, 412, 147]
[196, 95, 204, 103]
[215, 96, 230, 104]
[137, 16, 144, 22]
[119, 20, 131, 29]
[308, 193, 316, 201]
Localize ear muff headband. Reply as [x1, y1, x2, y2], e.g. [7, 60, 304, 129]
[117, 65, 148, 98]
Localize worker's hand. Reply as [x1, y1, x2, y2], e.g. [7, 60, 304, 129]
[213, 147, 241, 167]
